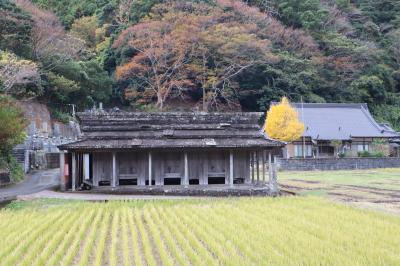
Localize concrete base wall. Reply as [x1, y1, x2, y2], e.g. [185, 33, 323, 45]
[276, 157, 400, 171]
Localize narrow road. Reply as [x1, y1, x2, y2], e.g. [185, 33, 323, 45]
[0, 169, 60, 202]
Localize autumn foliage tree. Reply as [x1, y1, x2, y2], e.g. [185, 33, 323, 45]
[265, 97, 305, 142]
[113, 1, 290, 111]
[14, 0, 85, 71]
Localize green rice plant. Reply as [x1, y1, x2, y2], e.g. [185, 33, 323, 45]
[76, 209, 105, 266]
[0, 212, 40, 245]
[180, 205, 247, 264]
[61, 210, 97, 266]
[142, 206, 175, 266]
[134, 209, 157, 266]
[23, 210, 81, 266]
[0, 197, 399, 265]
[109, 208, 120, 266]
[174, 205, 247, 266]
[46, 209, 93, 266]
[120, 208, 131, 266]
[92, 209, 111, 266]
[154, 205, 216, 266]
[126, 207, 144, 266]
[147, 206, 189, 266]
[216, 203, 307, 258]
[1, 210, 65, 265]
[156, 206, 204, 265]
[227, 201, 335, 264]
[0, 210, 61, 258]
[0, 211, 36, 239]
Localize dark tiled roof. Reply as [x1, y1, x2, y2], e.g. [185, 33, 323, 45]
[286, 103, 399, 140]
[59, 111, 282, 150]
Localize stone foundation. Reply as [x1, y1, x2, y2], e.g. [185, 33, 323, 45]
[88, 184, 280, 197]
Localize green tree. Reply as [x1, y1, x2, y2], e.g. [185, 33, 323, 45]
[70, 15, 98, 48]
[0, 95, 27, 154]
[0, 0, 33, 57]
[349, 76, 386, 103]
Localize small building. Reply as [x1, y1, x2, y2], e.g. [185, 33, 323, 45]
[277, 103, 399, 158]
[58, 111, 282, 191]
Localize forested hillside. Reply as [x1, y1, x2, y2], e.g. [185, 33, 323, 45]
[0, 0, 399, 129]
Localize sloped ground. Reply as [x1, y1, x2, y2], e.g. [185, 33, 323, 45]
[0, 169, 59, 202]
[279, 168, 400, 215]
[1, 197, 399, 265]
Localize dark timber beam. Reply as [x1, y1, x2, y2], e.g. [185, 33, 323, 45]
[251, 152, 255, 184]
[184, 151, 188, 188]
[268, 152, 272, 183]
[262, 150, 266, 184]
[229, 150, 233, 187]
[112, 152, 116, 188]
[256, 151, 260, 184]
[148, 152, 152, 186]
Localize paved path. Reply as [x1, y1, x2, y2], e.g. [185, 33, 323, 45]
[18, 190, 200, 201]
[0, 169, 60, 202]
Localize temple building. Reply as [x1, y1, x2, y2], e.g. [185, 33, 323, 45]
[276, 103, 400, 158]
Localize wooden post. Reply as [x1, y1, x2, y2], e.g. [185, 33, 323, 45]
[262, 150, 266, 184]
[268, 152, 272, 183]
[148, 152, 152, 186]
[256, 151, 260, 184]
[112, 152, 116, 188]
[83, 154, 90, 180]
[229, 150, 233, 187]
[71, 152, 76, 191]
[59, 151, 65, 191]
[270, 163, 278, 194]
[184, 152, 188, 188]
[251, 152, 255, 184]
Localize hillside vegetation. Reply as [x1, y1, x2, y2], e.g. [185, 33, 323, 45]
[0, 0, 399, 128]
[1, 197, 399, 265]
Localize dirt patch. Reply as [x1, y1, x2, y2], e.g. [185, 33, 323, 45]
[279, 178, 400, 215]
[291, 179, 321, 184]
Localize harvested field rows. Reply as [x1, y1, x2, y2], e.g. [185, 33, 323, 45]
[1, 197, 400, 265]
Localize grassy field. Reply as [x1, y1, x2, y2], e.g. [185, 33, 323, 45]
[278, 168, 400, 214]
[1, 197, 400, 265]
[279, 168, 400, 190]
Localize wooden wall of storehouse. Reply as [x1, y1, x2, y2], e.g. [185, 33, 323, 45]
[90, 150, 252, 186]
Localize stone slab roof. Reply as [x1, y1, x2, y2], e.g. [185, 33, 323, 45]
[283, 103, 399, 140]
[59, 111, 282, 150]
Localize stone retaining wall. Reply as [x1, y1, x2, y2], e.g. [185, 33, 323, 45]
[276, 157, 400, 171]
[29, 151, 59, 170]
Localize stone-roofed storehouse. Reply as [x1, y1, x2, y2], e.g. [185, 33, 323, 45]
[276, 103, 400, 158]
[58, 111, 282, 191]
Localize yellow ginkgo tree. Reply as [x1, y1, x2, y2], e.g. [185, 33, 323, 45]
[265, 97, 305, 142]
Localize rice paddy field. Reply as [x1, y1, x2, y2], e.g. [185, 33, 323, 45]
[1, 197, 400, 266]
